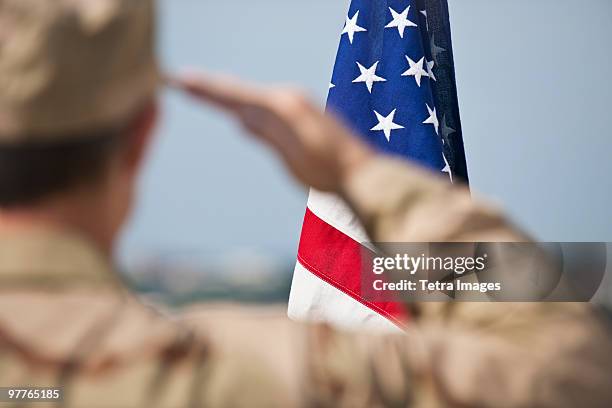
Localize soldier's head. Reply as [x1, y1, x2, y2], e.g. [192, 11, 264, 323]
[0, 0, 158, 250]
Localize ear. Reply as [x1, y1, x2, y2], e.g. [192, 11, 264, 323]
[123, 100, 159, 174]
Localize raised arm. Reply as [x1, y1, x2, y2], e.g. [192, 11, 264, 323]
[164, 73, 612, 408]
[170, 73, 527, 244]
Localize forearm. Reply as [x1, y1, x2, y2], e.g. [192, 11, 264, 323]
[340, 156, 529, 243]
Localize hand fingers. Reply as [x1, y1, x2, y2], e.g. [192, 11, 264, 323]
[167, 71, 325, 154]
[167, 72, 267, 112]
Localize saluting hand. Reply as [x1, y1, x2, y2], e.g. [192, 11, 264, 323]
[169, 72, 374, 193]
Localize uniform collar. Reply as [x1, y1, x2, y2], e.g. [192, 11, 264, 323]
[0, 225, 124, 290]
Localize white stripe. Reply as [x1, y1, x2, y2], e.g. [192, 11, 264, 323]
[288, 260, 401, 333]
[289, 189, 398, 330]
[307, 189, 370, 244]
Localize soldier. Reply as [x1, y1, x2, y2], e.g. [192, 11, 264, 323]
[0, 0, 610, 407]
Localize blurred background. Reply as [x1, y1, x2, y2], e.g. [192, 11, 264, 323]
[117, 0, 612, 306]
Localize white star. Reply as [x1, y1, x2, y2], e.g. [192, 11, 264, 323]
[342, 11, 367, 44]
[385, 6, 417, 38]
[426, 59, 436, 81]
[442, 153, 453, 182]
[329, 83, 335, 90]
[371, 109, 404, 141]
[352, 61, 386, 93]
[423, 104, 440, 135]
[402, 56, 429, 87]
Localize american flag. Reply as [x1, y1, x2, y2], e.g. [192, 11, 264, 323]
[288, 0, 468, 331]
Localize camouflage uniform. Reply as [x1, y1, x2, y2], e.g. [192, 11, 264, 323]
[1, 1, 611, 407]
[1, 162, 611, 407]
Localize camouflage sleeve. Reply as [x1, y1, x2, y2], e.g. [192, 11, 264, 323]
[341, 157, 529, 243]
[336, 157, 612, 407]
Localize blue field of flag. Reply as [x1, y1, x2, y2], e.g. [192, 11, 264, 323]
[327, 0, 469, 183]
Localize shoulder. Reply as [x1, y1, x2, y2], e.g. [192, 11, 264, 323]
[0, 290, 187, 367]
[0, 292, 301, 407]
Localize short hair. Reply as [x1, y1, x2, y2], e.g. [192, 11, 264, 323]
[0, 125, 129, 208]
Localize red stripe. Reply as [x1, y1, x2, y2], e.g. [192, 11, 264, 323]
[297, 208, 409, 329]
